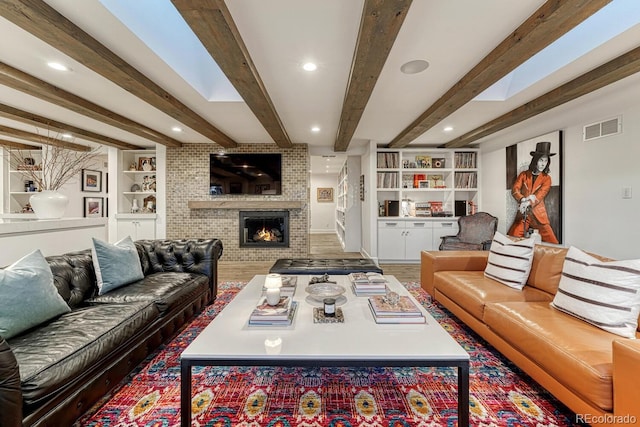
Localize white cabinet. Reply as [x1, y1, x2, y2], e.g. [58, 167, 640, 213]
[377, 219, 458, 262]
[116, 215, 156, 241]
[335, 156, 361, 252]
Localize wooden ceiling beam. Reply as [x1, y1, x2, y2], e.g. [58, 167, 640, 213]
[444, 45, 640, 148]
[172, 0, 292, 148]
[0, 139, 41, 150]
[334, 0, 412, 152]
[0, 125, 91, 151]
[0, 103, 140, 150]
[0, 62, 182, 148]
[387, 0, 612, 148]
[0, 0, 238, 148]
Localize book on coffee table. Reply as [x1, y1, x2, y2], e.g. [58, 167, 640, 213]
[249, 301, 298, 326]
[348, 272, 387, 284]
[250, 296, 292, 322]
[368, 295, 426, 324]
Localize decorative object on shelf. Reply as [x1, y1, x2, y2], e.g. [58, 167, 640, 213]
[131, 199, 140, 213]
[81, 169, 102, 192]
[21, 203, 33, 213]
[415, 155, 432, 168]
[130, 183, 141, 192]
[418, 180, 430, 188]
[317, 187, 333, 202]
[432, 158, 445, 168]
[29, 190, 69, 219]
[142, 195, 156, 213]
[129, 162, 138, 171]
[138, 157, 154, 171]
[83, 197, 104, 217]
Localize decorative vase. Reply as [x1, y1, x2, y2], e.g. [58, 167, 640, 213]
[29, 190, 69, 219]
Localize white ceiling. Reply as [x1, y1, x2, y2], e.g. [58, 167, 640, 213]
[0, 0, 639, 175]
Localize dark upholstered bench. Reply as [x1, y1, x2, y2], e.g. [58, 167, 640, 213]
[269, 258, 383, 275]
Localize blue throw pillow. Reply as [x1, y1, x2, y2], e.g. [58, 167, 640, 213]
[92, 236, 144, 295]
[0, 250, 71, 339]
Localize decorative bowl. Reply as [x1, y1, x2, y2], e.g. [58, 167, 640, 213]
[305, 283, 346, 302]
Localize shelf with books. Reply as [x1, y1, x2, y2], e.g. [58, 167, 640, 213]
[334, 156, 361, 252]
[376, 147, 479, 219]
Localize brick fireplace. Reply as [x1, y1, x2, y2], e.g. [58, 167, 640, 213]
[165, 143, 309, 262]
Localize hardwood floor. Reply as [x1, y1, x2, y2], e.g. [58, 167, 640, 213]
[218, 233, 421, 283]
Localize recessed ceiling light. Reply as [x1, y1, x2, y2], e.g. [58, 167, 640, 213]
[303, 62, 317, 72]
[171, 126, 183, 132]
[61, 133, 73, 139]
[400, 59, 429, 74]
[47, 62, 70, 71]
[443, 126, 454, 132]
[311, 126, 320, 133]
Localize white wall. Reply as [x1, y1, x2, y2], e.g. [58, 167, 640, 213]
[62, 155, 108, 218]
[480, 75, 640, 259]
[309, 172, 337, 234]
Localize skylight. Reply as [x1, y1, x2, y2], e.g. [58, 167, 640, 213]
[100, 0, 242, 102]
[476, 0, 640, 101]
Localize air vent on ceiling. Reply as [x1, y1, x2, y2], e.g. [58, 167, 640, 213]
[583, 116, 621, 141]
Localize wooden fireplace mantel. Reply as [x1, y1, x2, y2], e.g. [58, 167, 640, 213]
[188, 200, 305, 210]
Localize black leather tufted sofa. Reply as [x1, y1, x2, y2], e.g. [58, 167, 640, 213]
[0, 238, 223, 427]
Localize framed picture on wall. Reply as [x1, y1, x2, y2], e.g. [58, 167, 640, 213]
[81, 169, 102, 192]
[317, 187, 333, 202]
[505, 131, 563, 244]
[84, 197, 104, 217]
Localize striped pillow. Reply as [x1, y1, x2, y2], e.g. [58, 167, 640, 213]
[484, 231, 535, 290]
[551, 246, 640, 338]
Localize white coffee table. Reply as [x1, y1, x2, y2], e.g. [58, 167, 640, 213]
[180, 274, 469, 426]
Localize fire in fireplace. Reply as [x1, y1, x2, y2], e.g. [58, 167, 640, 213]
[239, 211, 289, 248]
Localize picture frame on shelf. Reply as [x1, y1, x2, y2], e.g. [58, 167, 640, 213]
[83, 197, 104, 217]
[81, 169, 102, 192]
[418, 180, 430, 188]
[317, 187, 334, 202]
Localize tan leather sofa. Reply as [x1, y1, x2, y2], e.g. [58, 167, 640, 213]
[420, 245, 640, 427]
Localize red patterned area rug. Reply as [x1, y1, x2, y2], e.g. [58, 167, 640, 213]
[76, 282, 583, 427]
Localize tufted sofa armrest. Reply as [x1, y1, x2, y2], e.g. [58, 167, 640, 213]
[135, 239, 223, 303]
[0, 336, 22, 427]
[420, 250, 489, 296]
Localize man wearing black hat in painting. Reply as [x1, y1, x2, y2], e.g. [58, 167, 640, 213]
[507, 141, 559, 244]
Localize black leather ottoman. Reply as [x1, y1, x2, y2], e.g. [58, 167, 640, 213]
[269, 258, 383, 275]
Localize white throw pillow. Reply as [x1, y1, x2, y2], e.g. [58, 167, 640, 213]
[484, 231, 535, 290]
[92, 236, 144, 295]
[551, 246, 640, 338]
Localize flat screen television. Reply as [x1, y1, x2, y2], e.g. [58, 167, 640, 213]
[210, 153, 282, 195]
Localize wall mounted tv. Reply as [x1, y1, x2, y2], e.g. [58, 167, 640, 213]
[210, 153, 282, 195]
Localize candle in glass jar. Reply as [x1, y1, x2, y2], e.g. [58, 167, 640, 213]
[323, 298, 336, 317]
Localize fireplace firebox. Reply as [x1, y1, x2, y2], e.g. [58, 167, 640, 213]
[239, 211, 289, 248]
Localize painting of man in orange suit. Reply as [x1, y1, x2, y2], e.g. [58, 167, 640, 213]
[506, 134, 562, 244]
